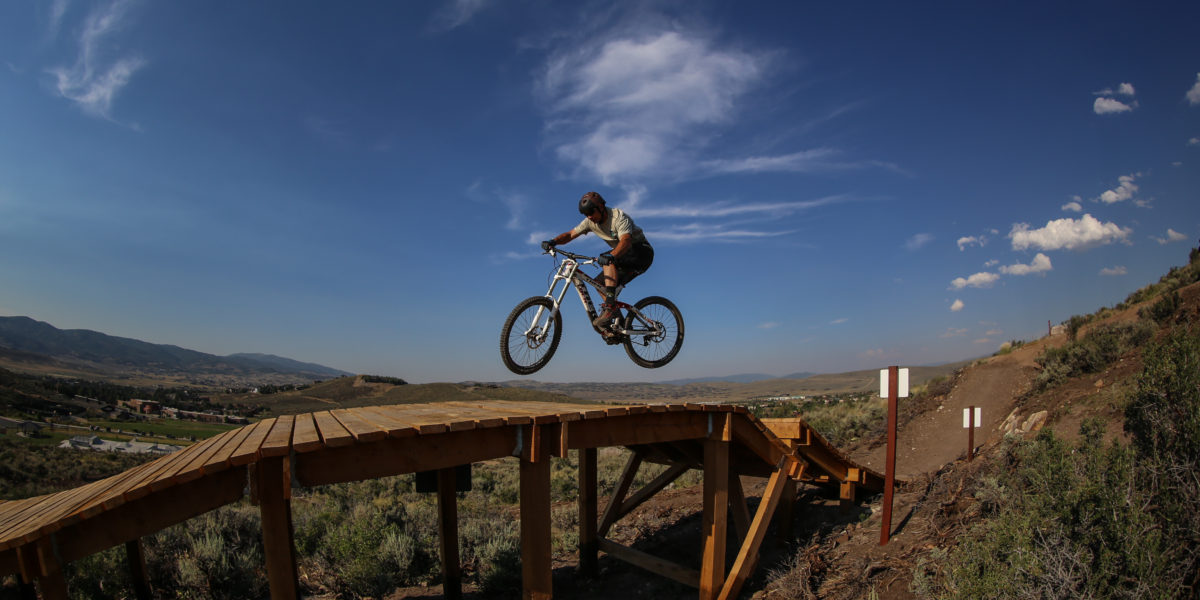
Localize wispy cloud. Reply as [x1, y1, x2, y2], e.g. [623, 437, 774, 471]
[1186, 73, 1200, 106]
[999, 252, 1053, 276]
[940, 327, 967, 338]
[47, 0, 145, 122]
[648, 223, 796, 243]
[1061, 197, 1083, 212]
[428, 0, 491, 32]
[467, 182, 528, 231]
[758, 321, 781, 329]
[1096, 173, 1140, 204]
[699, 149, 904, 176]
[950, 299, 964, 312]
[1188, 137, 1199, 146]
[1093, 82, 1137, 115]
[633, 195, 850, 219]
[905, 233, 933, 251]
[830, 318, 848, 325]
[1153, 228, 1188, 245]
[1009, 214, 1131, 251]
[950, 272, 1000, 290]
[1100, 265, 1127, 276]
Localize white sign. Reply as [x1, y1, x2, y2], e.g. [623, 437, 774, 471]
[962, 407, 982, 428]
[879, 368, 909, 398]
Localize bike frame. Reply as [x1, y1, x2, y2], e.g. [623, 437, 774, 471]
[527, 248, 664, 340]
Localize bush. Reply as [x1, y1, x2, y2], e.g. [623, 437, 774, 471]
[1138, 289, 1181, 325]
[1033, 320, 1154, 391]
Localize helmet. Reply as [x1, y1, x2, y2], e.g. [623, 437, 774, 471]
[578, 191, 606, 216]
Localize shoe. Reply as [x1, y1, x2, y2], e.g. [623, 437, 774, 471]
[592, 302, 618, 328]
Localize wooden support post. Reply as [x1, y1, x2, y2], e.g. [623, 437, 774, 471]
[34, 535, 68, 600]
[775, 477, 796, 548]
[125, 539, 152, 600]
[718, 463, 792, 600]
[578, 447, 598, 577]
[700, 415, 731, 600]
[880, 366, 899, 546]
[728, 470, 751, 543]
[16, 544, 38, 600]
[437, 467, 462, 600]
[520, 426, 552, 600]
[258, 457, 299, 600]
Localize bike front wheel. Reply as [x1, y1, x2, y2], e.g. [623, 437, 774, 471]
[500, 296, 563, 375]
[623, 296, 684, 368]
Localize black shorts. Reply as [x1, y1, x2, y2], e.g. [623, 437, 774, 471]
[615, 242, 654, 286]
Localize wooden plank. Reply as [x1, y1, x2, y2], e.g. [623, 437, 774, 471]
[439, 401, 534, 425]
[228, 419, 275, 466]
[520, 443, 552, 600]
[729, 471, 751, 544]
[700, 434, 730, 600]
[353, 406, 422, 437]
[260, 414, 296, 458]
[578, 447, 598, 577]
[291, 412, 323, 452]
[330, 409, 390, 443]
[147, 431, 243, 493]
[359, 405, 445, 435]
[313, 411, 355, 447]
[204, 420, 263, 469]
[171, 429, 244, 485]
[598, 538, 700, 589]
[566, 412, 708, 450]
[0, 497, 60, 550]
[718, 464, 791, 600]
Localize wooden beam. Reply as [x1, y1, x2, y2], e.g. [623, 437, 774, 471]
[597, 538, 700, 589]
[728, 471, 751, 544]
[598, 450, 643, 538]
[34, 535, 68, 600]
[718, 463, 791, 600]
[520, 443, 552, 600]
[565, 412, 708, 450]
[437, 468, 462, 600]
[775, 478, 796, 548]
[617, 462, 690, 523]
[258, 457, 299, 600]
[700, 416, 731, 600]
[578, 448, 598, 577]
[125, 539, 152, 600]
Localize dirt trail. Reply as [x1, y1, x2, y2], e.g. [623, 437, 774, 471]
[850, 336, 1053, 480]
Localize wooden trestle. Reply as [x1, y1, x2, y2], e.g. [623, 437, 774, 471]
[0, 401, 884, 599]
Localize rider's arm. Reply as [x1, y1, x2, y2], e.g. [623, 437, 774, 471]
[552, 230, 583, 245]
[610, 233, 633, 257]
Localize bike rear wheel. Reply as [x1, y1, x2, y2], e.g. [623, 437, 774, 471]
[500, 296, 562, 375]
[623, 296, 684, 368]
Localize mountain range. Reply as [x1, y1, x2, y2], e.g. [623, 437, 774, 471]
[0, 316, 350, 386]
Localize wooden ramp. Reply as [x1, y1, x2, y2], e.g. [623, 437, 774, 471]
[0, 401, 884, 599]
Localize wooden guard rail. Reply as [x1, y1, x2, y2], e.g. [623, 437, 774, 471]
[0, 401, 884, 599]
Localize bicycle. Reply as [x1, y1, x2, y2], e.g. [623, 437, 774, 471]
[500, 246, 684, 375]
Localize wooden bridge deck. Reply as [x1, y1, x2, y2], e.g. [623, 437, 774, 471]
[0, 400, 884, 599]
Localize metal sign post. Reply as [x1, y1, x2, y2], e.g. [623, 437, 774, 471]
[963, 406, 981, 461]
[879, 366, 908, 546]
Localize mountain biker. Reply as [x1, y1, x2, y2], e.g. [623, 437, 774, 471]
[541, 191, 654, 332]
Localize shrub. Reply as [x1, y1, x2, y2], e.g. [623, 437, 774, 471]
[1137, 289, 1181, 324]
[1033, 320, 1154, 391]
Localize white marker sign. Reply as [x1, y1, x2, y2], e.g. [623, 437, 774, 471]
[963, 407, 982, 428]
[879, 368, 909, 398]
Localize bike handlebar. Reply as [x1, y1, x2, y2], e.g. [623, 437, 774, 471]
[544, 246, 599, 263]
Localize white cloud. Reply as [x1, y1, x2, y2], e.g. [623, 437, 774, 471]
[1061, 200, 1083, 213]
[905, 233, 933, 250]
[428, 0, 490, 32]
[47, 0, 145, 121]
[1094, 97, 1134, 114]
[830, 318, 848, 325]
[633, 195, 849, 219]
[1153, 228, 1189, 245]
[950, 299, 964, 312]
[950, 272, 1000, 289]
[1097, 174, 1140, 204]
[648, 222, 795, 243]
[1009, 214, 1132, 251]
[999, 252, 1053, 276]
[1100, 266, 1127, 276]
[983, 259, 999, 267]
[940, 327, 968, 338]
[957, 235, 985, 251]
[985, 329, 1003, 336]
[1187, 73, 1200, 106]
[1117, 82, 1136, 96]
[1189, 137, 1200, 146]
[758, 321, 781, 330]
[973, 338, 993, 345]
[700, 150, 903, 176]
[539, 30, 769, 183]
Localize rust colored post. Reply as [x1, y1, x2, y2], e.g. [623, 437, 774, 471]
[125, 539, 152, 600]
[437, 468, 462, 600]
[258, 458, 300, 600]
[880, 366, 898, 546]
[520, 426, 552, 600]
[968, 405, 975, 462]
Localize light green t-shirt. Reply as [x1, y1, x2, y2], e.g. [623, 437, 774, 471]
[571, 208, 648, 249]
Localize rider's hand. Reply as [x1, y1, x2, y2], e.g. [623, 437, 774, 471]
[541, 240, 556, 252]
[598, 252, 614, 266]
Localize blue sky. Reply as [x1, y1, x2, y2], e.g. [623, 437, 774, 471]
[2, 1, 1198, 384]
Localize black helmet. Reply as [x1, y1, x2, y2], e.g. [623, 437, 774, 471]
[578, 191, 605, 216]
